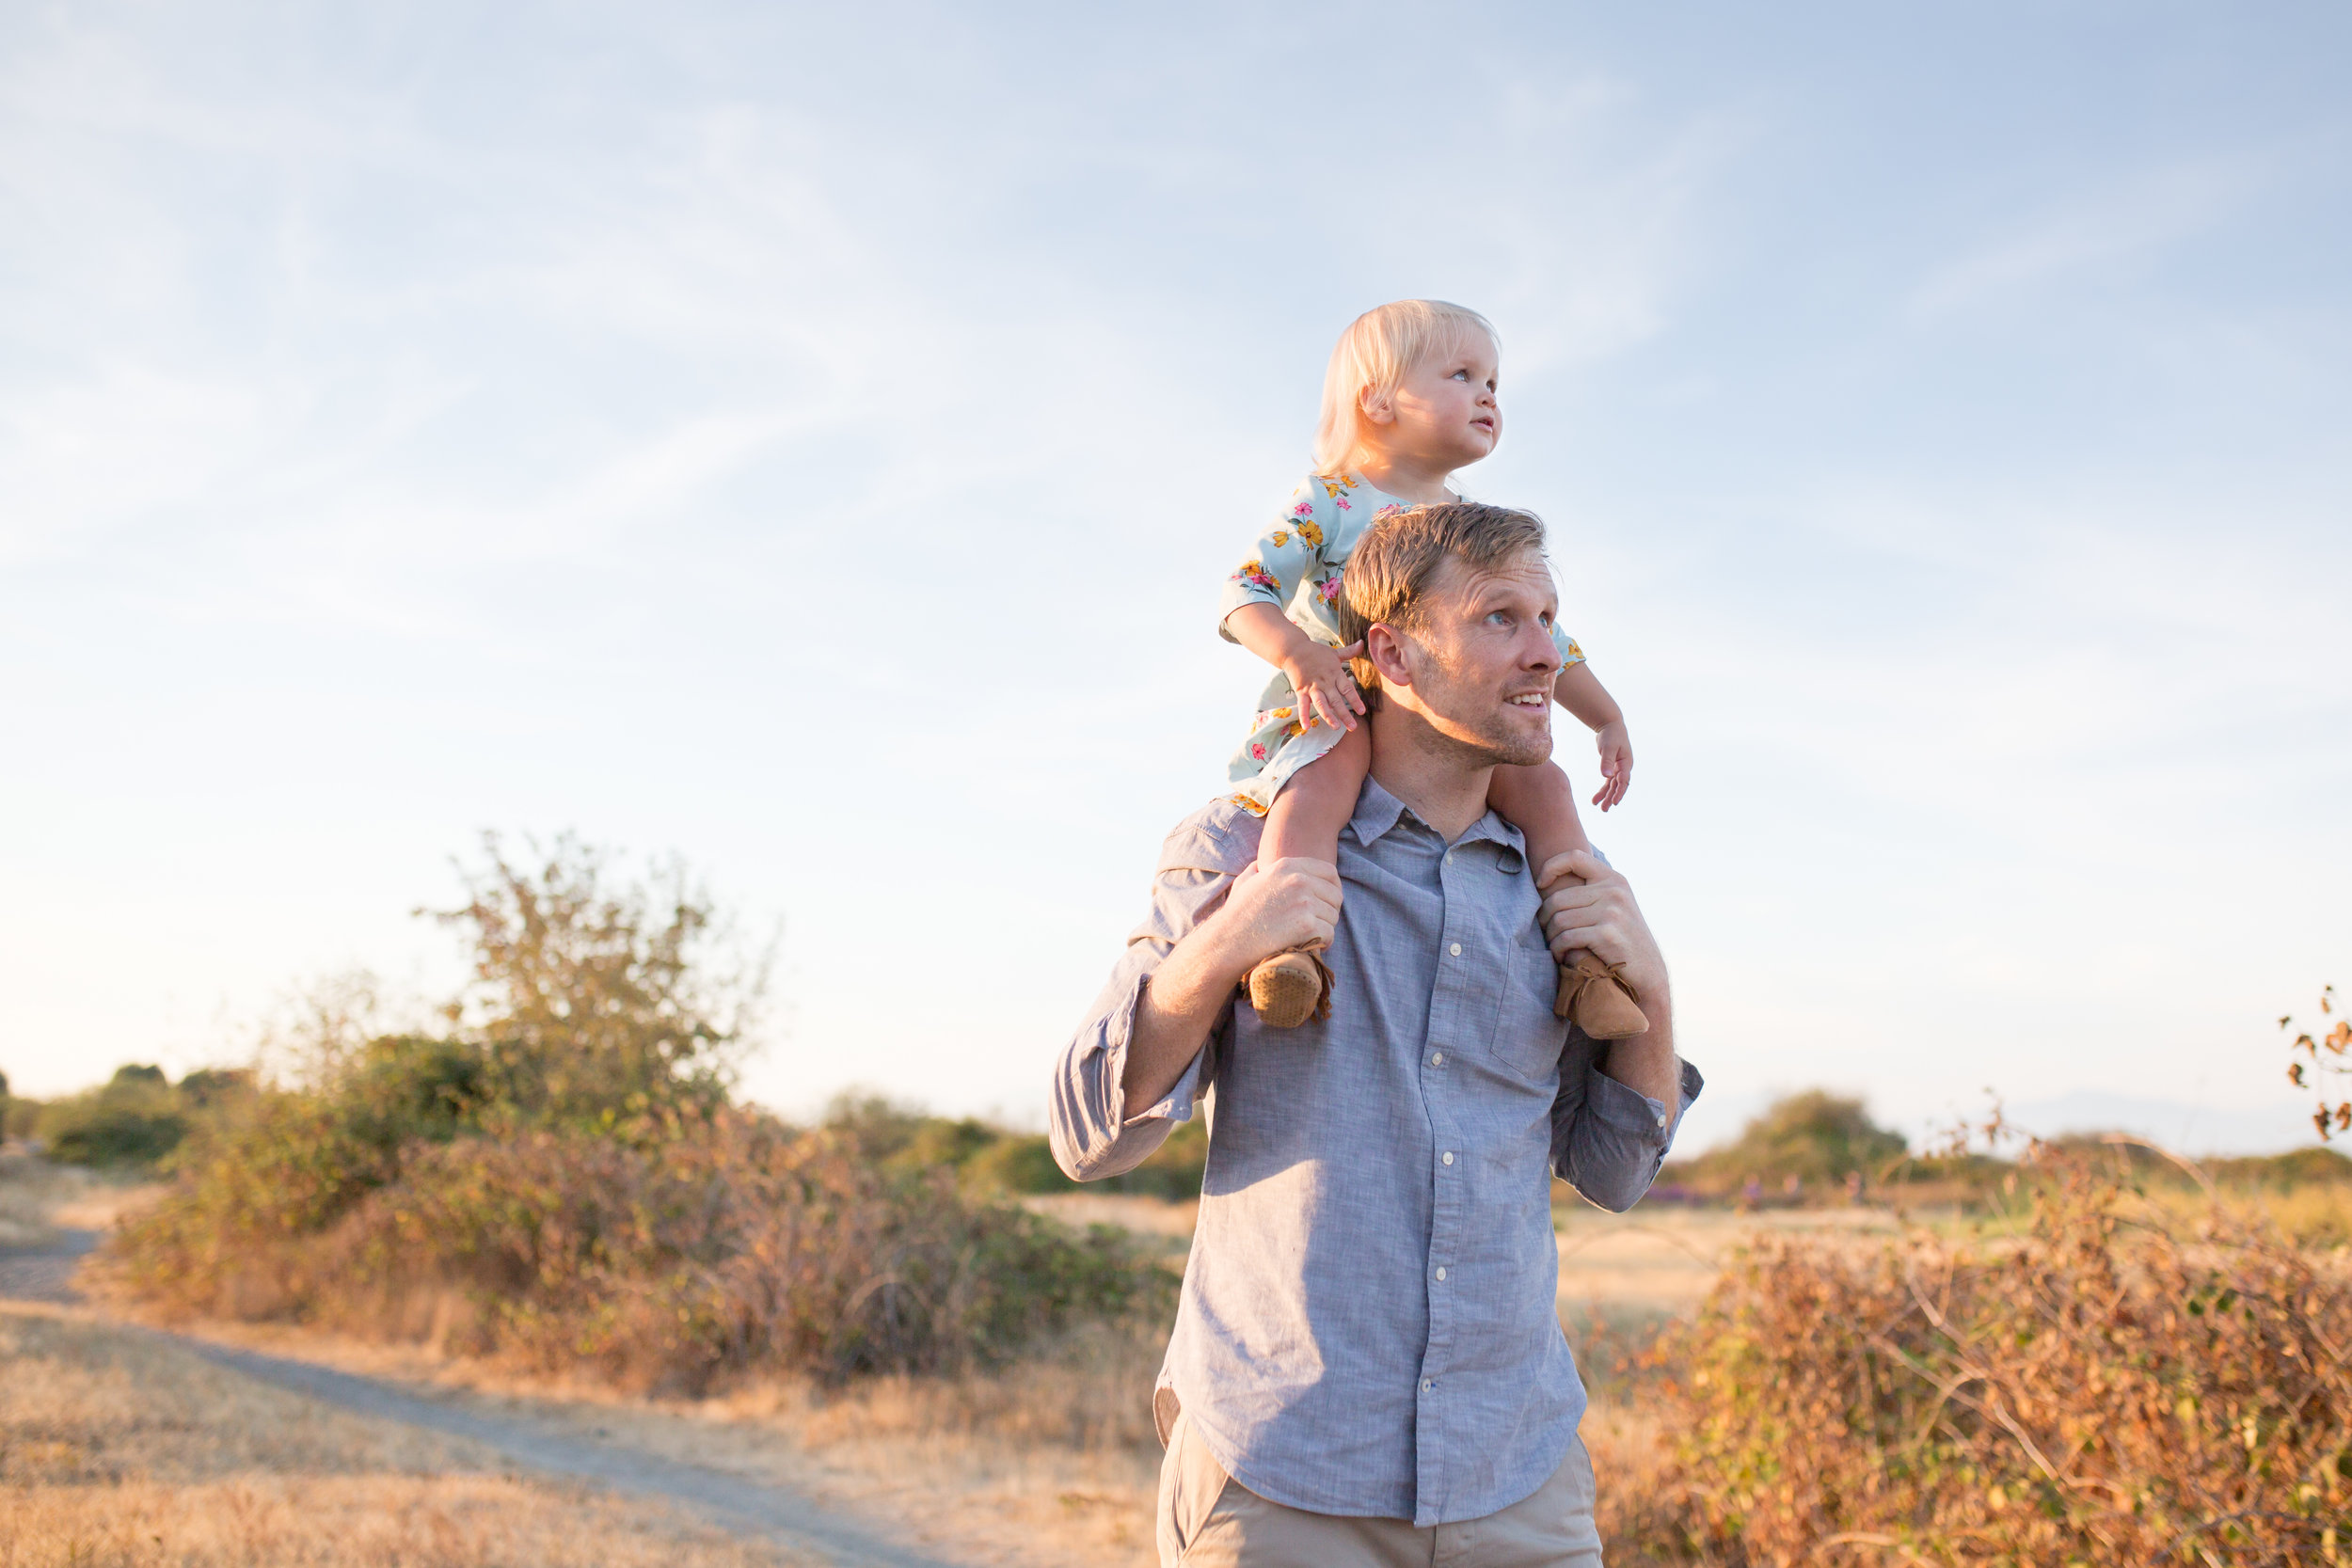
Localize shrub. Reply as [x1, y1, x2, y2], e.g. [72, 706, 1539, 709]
[37, 1065, 192, 1169]
[2, 1094, 39, 1141]
[1661, 1091, 1914, 1205]
[1613, 1141, 2352, 1565]
[819, 1093, 1208, 1200]
[119, 1107, 1172, 1394]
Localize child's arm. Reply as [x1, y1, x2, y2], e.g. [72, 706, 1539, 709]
[1224, 603, 1365, 735]
[1555, 662, 1633, 812]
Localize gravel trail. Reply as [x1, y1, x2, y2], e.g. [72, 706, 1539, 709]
[0, 1229, 971, 1568]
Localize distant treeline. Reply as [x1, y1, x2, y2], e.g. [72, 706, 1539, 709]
[17, 1059, 2337, 1222]
[0, 1063, 253, 1167]
[0, 1062, 1206, 1201]
[1653, 1087, 2351, 1212]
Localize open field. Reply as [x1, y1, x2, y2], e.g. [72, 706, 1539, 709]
[21, 1148, 2339, 1564]
[0, 1302, 819, 1568]
[82, 1307, 1168, 1568]
[3, 1153, 1167, 1567]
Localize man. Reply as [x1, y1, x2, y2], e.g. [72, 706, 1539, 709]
[1049, 501, 1702, 1567]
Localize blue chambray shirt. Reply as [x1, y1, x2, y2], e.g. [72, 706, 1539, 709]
[1048, 781, 1702, 1528]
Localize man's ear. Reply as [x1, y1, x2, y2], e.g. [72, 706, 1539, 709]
[1363, 621, 1417, 692]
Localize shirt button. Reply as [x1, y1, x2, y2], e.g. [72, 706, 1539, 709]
[1430, 1051, 1445, 1067]
[1656, 1113, 1669, 1129]
[1441, 1150, 1454, 1166]
[1449, 942, 1462, 957]
[1422, 1379, 1434, 1393]
[1435, 1267, 1448, 1281]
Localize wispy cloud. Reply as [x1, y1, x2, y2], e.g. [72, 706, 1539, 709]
[1910, 157, 2264, 317]
[0, 3, 2345, 1143]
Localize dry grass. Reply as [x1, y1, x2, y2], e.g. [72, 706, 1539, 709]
[1, 1474, 807, 1568]
[41, 1140, 2352, 1568]
[0, 1148, 167, 1249]
[95, 1302, 1169, 1568]
[0, 1304, 814, 1568]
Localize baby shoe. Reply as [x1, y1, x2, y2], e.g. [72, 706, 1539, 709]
[1248, 947, 1334, 1029]
[1554, 951, 1648, 1038]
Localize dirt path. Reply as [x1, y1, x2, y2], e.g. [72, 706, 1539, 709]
[0, 1230, 971, 1568]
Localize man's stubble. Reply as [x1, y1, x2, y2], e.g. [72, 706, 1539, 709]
[1397, 636, 1555, 774]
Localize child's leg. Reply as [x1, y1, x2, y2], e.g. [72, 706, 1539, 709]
[1247, 723, 1372, 1028]
[1263, 722, 1373, 866]
[1486, 760, 1648, 1038]
[1486, 759, 1591, 886]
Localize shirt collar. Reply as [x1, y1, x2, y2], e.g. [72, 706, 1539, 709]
[1346, 776, 1528, 855]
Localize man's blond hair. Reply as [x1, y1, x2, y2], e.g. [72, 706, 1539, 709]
[1336, 501, 1549, 705]
[1312, 300, 1499, 478]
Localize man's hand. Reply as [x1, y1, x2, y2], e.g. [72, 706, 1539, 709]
[1279, 641, 1368, 735]
[1591, 721, 1633, 811]
[1120, 856, 1342, 1120]
[1215, 857, 1343, 973]
[1534, 849, 1665, 1000]
[1534, 848, 1679, 1120]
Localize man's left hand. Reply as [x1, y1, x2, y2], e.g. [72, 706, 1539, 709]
[1534, 849, 1666, 1000]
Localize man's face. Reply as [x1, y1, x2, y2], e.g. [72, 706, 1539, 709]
[1385, 549, 1561, 767]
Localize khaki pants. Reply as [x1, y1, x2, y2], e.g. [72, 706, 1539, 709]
[1155, 1411, 1604, 1567]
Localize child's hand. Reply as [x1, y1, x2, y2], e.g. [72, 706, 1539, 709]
[1281, 641, 1367, 734]
[1592, 721, 1633, 811]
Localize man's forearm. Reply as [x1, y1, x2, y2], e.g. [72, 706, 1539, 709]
[1598, 989, 1681, 1132]
[1121, 916, 1253, 1120]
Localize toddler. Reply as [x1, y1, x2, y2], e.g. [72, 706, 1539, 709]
[1216, 300, 1647, 1038]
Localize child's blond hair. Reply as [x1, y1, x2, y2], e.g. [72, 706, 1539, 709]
[1311, 300, 1500, 478]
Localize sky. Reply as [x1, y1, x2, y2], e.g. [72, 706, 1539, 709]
[4, 2, 2348, 1154]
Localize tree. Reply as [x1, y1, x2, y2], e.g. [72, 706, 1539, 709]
[1700, 1090, 1909, 1185]
[430, 832, 765, 1131]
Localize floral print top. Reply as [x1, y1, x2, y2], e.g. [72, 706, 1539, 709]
[1216, 472, 1585, 667]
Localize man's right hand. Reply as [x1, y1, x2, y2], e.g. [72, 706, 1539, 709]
[1121, 855, 1343, 1120]
[1212, 856, 1343, 979]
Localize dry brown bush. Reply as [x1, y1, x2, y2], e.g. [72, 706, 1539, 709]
[1598, 1144, 2352, 1566]
[113, 1107, 1172, 1396]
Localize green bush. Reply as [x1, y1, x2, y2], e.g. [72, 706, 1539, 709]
[820, 1093, 1208, 1200]
[3, 1094, 39, 1141]
[120, 1104, 1172, 1392]
[38, 1065, 192, 1169]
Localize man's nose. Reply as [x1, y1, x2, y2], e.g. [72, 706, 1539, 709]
[1518, 626, 1560, 671]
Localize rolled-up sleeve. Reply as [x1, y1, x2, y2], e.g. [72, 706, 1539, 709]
[1049, 817, 1255, 1181]
[1550, 1053, 1705, 1212]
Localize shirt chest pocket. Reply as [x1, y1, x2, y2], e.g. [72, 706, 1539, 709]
[1489, 924, 1572, 1082]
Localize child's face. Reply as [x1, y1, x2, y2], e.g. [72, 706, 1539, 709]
[1369, 334, 1501, 471]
